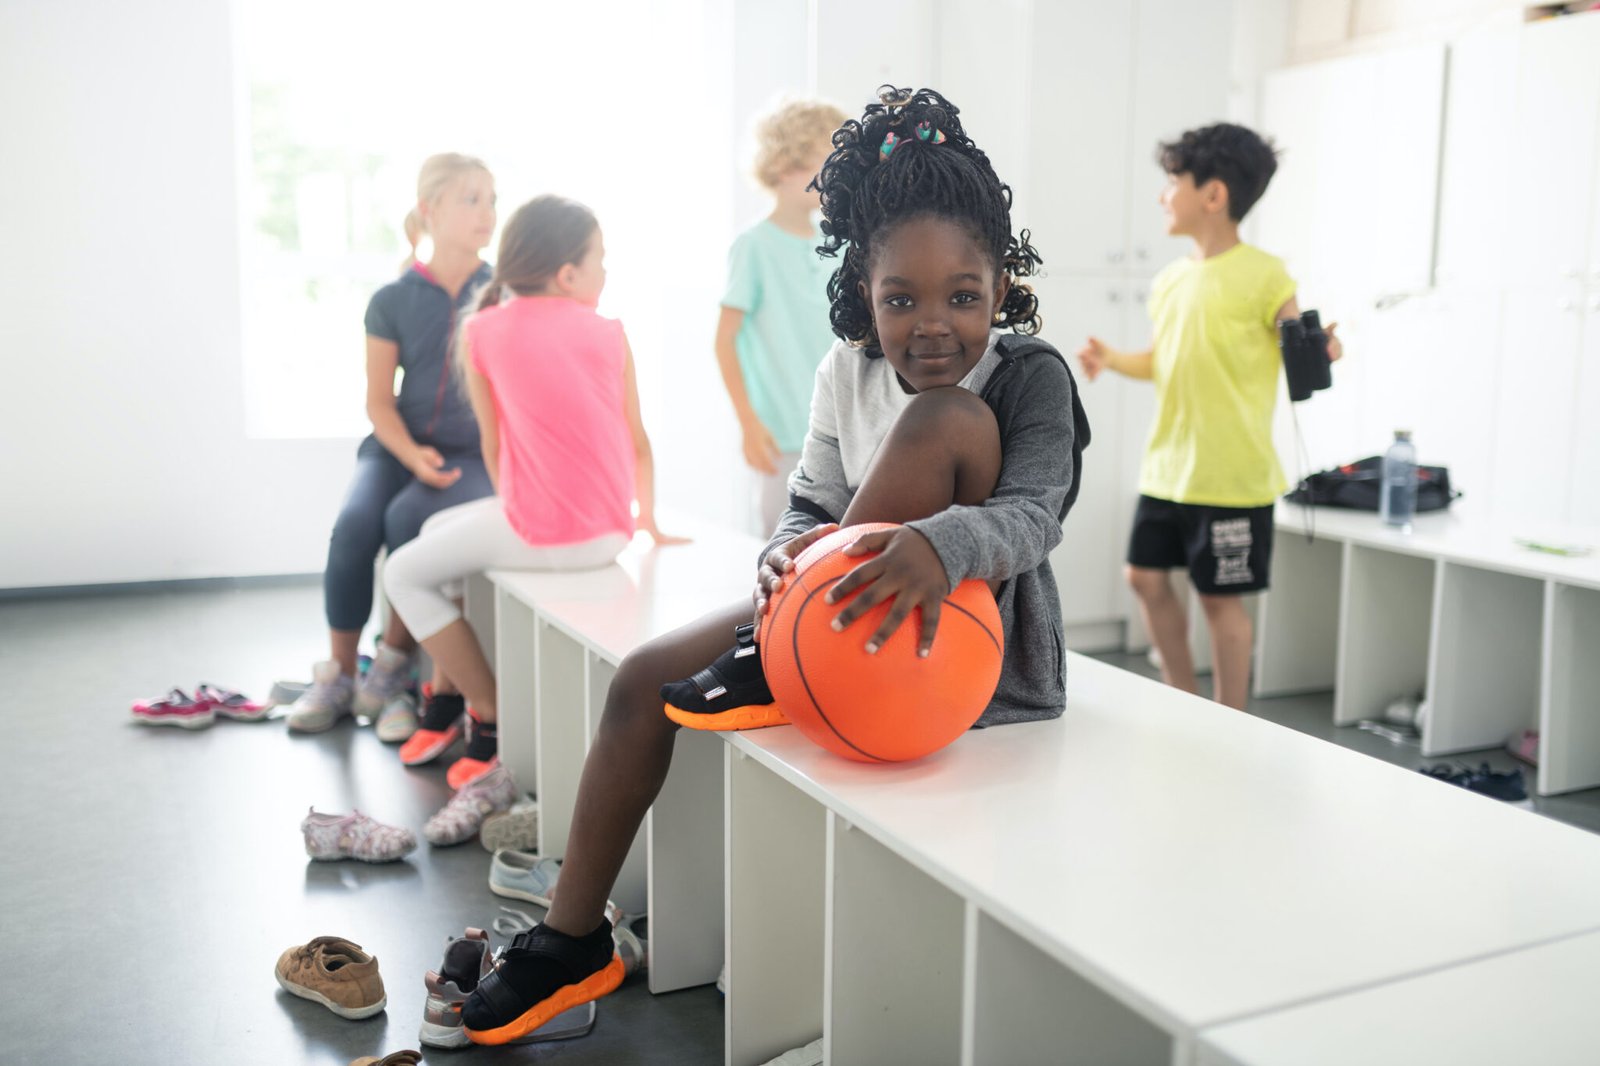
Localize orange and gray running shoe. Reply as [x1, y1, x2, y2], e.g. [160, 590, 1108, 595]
[399, 683, 464, 766]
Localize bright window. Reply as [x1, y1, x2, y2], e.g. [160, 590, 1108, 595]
[235, 0, 735, 448]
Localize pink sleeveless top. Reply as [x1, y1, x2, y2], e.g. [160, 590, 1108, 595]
[466, 297, 636, 546]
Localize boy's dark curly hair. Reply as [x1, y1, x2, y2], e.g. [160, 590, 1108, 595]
[814, 86, 1042, 355]
[1157, 123, 1279, 221]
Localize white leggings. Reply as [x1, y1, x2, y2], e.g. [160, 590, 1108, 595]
[383, 497, 630, 641]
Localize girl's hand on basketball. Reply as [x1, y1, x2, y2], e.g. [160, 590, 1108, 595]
[753, 523, 839, 617]
[827, 528, 950, 658]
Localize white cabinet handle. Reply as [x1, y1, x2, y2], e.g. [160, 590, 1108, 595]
[1559, 297, 1577, 311]
[1588, 295, 1600, 312]
[1108, 291, 1123, 304]
[1108, 251, 1125, 264]
[1135, 247, 1149, 261]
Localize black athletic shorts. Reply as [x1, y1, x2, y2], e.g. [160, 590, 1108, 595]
[1126, 495, 1275, 595]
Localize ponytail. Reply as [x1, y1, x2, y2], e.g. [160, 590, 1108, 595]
[473, 274, 504, 313]
[401, 208, 423, 270]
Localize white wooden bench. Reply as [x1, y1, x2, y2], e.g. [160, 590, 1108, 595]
[472, 519, 1600, 1064]
[1197, 928, 1600, 1066]
[721, 653, 1600, 1065]
[1257, 502, 1600, 794]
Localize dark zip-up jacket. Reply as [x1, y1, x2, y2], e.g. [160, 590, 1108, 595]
[362, 261, 493, 456]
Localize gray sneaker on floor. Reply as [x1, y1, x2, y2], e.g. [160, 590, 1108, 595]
[480, 795, 539, 852]
[287, 660, 355, 733]
[489, 850, 561, 906]
[355, 643, 413, 719]
[419, 927, 494, 1049]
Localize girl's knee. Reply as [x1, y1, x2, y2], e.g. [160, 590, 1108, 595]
[330, 504, 384, 559]
[604, 650, 681, 734]
[380, 540, 423, 599]
[898, 387, 998, 446]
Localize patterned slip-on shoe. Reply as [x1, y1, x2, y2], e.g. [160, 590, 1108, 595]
[424, 765, 519, 847]
[302, 808, 417, 863]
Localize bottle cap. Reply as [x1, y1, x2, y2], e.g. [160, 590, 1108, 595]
[1394, 429, 1412, 441]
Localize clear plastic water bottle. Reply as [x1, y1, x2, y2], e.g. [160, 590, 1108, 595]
[1380, 430, 1417, 531]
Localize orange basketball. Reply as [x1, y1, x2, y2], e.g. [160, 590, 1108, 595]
[760, 523, 1003, 763]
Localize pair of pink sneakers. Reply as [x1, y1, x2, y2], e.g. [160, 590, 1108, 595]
[131, 684, 269, 729]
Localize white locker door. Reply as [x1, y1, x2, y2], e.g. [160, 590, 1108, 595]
[1435, 16, 1521, 289]
[1045, 275, 1125, 627]
[1569, 299, 1600, 529]
[1125, 0, 1234, 273]
[1028, 0, 1135, 275]
[1508, 13, 1600, 284]
[1254, 61, 1332, 289]
[1493, 284, 1587, 526]
[811, 0, 937, 109]
[1114, 282, 1160, 651]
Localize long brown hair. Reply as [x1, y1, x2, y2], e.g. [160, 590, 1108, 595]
[473, 195, 599, 312]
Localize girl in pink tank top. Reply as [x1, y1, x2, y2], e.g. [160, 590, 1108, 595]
[383, 195, 685, 789]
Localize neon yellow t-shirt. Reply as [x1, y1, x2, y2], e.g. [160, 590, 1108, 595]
[1139, 242, 1297, 508]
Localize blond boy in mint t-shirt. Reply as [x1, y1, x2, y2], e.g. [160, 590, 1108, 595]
[715, 99, 847, 535]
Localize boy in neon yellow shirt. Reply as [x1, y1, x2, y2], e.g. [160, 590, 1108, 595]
[1078, 123, 1342, 710]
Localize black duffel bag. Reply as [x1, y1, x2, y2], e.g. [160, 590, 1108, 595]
[1284, 456, 1460, 512]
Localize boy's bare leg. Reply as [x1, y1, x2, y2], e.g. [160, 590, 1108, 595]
[1200, 593, 1253, 710]
[546, 388, 1003, 937]
[1126, 566, 1199, 694]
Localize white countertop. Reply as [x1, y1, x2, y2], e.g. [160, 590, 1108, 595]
[1275, 502, 1600, 589]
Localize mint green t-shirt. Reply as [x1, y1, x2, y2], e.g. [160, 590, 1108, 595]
[722, 219, 836, 452]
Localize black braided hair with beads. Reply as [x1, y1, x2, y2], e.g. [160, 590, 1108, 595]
[814, 85, 1043, 356]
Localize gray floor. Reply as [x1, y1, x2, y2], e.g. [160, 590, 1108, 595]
[6, 584, 1598, 1066]
[0, 582, 722, 1066]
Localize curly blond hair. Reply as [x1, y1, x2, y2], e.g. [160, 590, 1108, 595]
[752, 99, 849, 189]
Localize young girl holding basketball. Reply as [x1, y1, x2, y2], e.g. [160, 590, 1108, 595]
[459, 87, 1091, 1044]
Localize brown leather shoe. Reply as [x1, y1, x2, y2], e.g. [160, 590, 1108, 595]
[275, 936, 387, 1019]
[349, 1053, 421, 1066]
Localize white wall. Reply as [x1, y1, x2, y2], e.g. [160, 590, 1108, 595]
[1253, 6, 1600, 531]
[0, 0, 354, 589]
[6, 0, 1308, 597]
